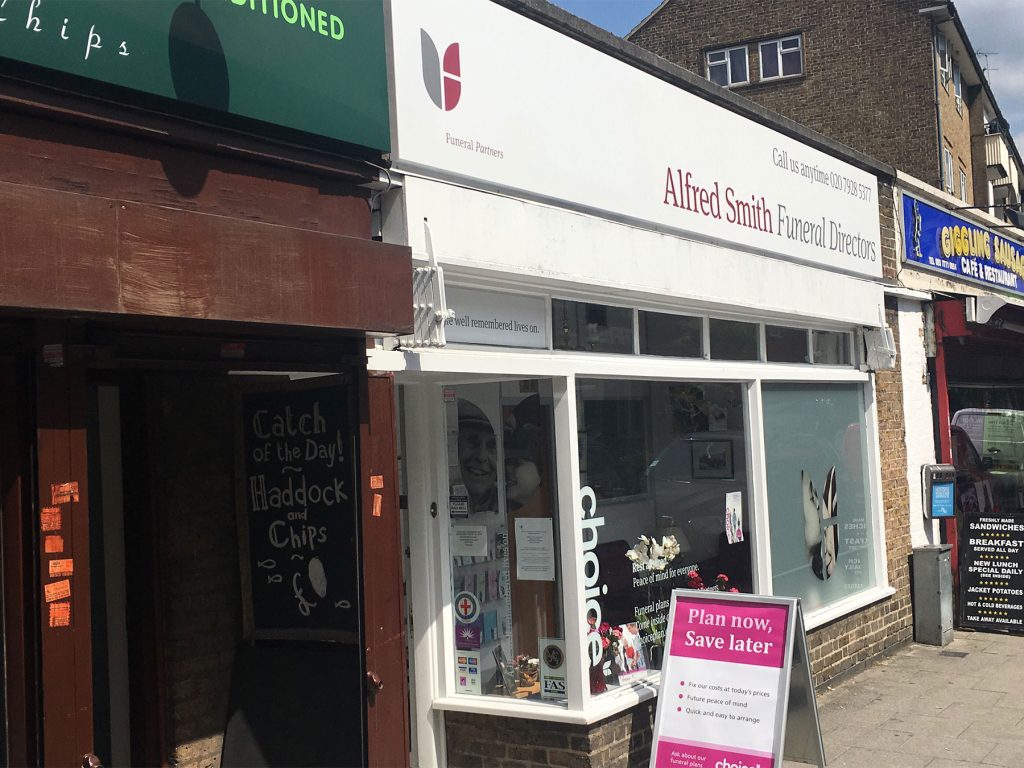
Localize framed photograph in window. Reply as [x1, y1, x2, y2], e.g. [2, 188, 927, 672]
[692, 439, 734, 479]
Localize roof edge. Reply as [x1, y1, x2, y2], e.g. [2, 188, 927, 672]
[491, 0, 896, 181]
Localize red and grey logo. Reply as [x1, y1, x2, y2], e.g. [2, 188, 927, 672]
[421, 29, 461, 111]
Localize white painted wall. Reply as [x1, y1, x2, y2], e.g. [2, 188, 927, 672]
[897, 298, 941, 546]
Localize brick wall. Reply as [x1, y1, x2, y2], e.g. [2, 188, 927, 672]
[445, 703, 656, 768]
[803, 182, 914, 682]
[153, 375, 241, 768]
[629, 0, 940, 186]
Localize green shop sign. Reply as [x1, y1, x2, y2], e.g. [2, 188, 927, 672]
[0, 0, 389, 152]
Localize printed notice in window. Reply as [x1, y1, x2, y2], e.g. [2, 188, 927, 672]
[515, 518, 555, 581]
[451, 525, 489, 558]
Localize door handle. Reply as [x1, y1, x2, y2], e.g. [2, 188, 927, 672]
[366, 670, 384, 704]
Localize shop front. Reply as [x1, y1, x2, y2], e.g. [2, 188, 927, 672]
[377, 2, 898, 765]
[898, 181, 1024, 635]
[0, 2, 411, 766]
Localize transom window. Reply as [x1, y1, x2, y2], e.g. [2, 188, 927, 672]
[759, 35, 802, 80]
[706, 45, 749, 87]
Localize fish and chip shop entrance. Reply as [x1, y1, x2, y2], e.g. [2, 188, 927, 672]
[80, 329, 378, 768]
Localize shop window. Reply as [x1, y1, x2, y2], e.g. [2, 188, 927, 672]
[811, 330, 850, 365]
[552, 299, 633, 354]
[765, 325, 809, 363]
[759, 35, 802, 80]
[762, 384, 876, 613]
[639, 310, 702, 358]
[577, 379, 751, 694]
[709, 318, 759, 360]
[706, 45, 749, 87]
[444, 380, 562, 699]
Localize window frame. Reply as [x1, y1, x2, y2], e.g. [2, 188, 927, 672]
[706, 44, 750, 88]
[937, 33, 950, 90]
[758, 35, 803, 81]
[960, 168, 969, 203]
[398, 346, 889, 727]
[943, 147, 955, 195]
[953, 60, 963, 113]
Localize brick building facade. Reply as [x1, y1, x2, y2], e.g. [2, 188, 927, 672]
[629, 0, 1024, 218]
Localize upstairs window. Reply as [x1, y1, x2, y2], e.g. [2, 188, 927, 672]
[937, 33, 950, 88]
[943, 148, 955, 195]
[953, 61, 963, 112]
[759, 35, 803, 80]
[960, 168, 969, 202]
[706, 45, 749, 87]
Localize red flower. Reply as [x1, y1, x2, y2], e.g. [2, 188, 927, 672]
[599, 622, 611, 634]
[625, 646, 635, 659]
[602, 636, 610, 649]
[729, 587, 739, 593]
[716, 574, 729, 582]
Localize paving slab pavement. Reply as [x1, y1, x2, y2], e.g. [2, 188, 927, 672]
[783, 630, 1024, 768]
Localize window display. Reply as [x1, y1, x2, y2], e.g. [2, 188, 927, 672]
[445, 380, 562, 698]
[762, 384, 876, 612]
[576, 380, 751, 694]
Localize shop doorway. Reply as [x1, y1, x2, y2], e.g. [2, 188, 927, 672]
[90, 371, 367, 767]
[0, 352, 35, 768]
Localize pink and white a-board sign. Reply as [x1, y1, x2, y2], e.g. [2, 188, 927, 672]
[650, 591, 822, 768]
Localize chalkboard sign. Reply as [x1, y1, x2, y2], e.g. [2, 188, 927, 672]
[959, 513, 1024, 634]
[239, 384, 359, 639]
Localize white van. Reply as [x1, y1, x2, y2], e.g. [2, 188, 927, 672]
[950, 409, 1024, 470]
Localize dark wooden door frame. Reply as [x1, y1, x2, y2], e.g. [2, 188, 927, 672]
[0, 346, 38, 767]
[360, 373, 410, 768]
[35, 323, 94, 768]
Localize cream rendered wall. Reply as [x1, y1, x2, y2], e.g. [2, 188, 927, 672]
[898, 297, 941, 547]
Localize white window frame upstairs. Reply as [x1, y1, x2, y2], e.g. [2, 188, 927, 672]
[944, 147, 955, 194]
[953, 61, 963, 113]
[758, 35, 803, 81]
[937, 33, 950, 89]
[706, 45, 749, 88]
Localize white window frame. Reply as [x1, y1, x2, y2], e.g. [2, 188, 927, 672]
[388, 341, 888, 740]
[960, 168, 969, 202]
[937, 33, 950, 89]
[953, 61, 963, 113]
[944, 147, 955, 194]
[706, 45, 749, 87]
[758, 35, 803, 81]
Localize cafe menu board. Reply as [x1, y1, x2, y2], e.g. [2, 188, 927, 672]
[960, 515, 1024, 634]
[240, 386, 358, 638]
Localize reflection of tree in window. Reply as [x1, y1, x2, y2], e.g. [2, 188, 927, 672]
[580, 400, 649, 499]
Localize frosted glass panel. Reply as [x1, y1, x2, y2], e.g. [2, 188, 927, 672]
[762, 384, 876, 611]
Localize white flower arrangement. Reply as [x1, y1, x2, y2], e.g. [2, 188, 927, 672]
[625, 534, 681, 572]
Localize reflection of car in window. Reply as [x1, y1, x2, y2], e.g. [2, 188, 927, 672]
[951, 409, 1024, 470]
[950, 425, 1021, 515]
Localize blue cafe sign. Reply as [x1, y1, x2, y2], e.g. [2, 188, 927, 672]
[903, 194, 1024, 296]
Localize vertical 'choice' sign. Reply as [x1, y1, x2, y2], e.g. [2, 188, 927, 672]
[651, 593, 795, 768]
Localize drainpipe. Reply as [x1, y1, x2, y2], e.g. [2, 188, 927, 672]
[929, 16, 946, 190]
